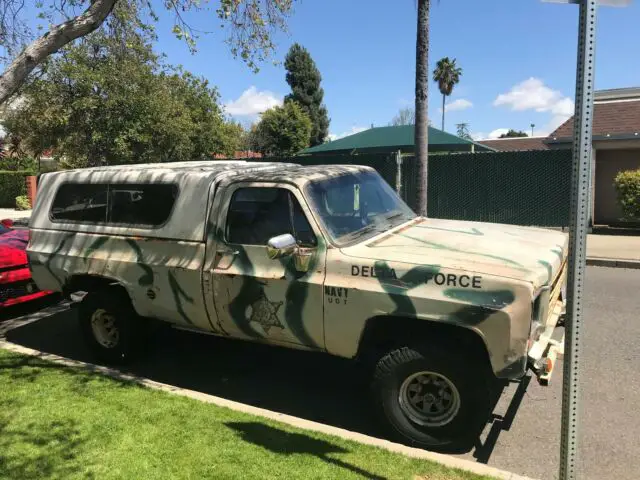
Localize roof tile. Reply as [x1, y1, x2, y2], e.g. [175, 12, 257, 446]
[550, 100, 640, 138]
[477, 137, 550, 151]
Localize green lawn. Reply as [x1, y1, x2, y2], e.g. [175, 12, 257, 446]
[0, 348, 493, 480]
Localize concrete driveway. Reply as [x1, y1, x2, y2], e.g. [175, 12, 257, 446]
[1, 266, 638, 480]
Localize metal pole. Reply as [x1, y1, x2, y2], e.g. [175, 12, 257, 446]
[395, 150, 403, 196]
[560, 1, 597, 479]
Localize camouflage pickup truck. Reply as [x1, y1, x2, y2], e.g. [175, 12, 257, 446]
[27, 160, 567, 450]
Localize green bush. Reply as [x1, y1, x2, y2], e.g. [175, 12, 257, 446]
[15, 195, 31, 211]
[0, 171, 31, 208]
[0, 156, 38, 172]
[614, 169, 640, 220]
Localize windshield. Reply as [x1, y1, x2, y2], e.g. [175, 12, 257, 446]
[306, 170, 416, 245]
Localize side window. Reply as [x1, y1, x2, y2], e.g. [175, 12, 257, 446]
[108, 184, 178, 226]
[50, 184, 109, 223]
[50, 183, 178, 227]
[226, 187, 316, 247]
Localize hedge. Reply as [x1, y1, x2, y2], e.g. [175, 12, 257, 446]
[614, 168, 640, 220]
[0, 171, 32, 208]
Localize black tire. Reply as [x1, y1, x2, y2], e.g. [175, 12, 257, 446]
[371, 344, 493, 452]
[78, 288, 141, 365]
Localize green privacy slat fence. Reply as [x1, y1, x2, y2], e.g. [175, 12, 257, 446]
[250, 149, 572, 227]
[400, 150, 573, 227]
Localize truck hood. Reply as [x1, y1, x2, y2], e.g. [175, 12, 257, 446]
[340, 217, 568, 289]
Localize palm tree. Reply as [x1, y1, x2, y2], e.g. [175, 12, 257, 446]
[414, 0, 430, 216]
[433, 57, 462, 131]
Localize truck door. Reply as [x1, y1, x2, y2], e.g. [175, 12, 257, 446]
[207, 182, 326, 350]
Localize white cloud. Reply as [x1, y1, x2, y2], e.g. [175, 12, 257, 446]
[491, 78, 576, 137]
[472, 128, 509, 140]
[494, 78, 574, 131]
[327, 126, 367, 142]
[440, 98, 473, 113]
[487, 128, 510, 140]
[224, 86, 282, 117]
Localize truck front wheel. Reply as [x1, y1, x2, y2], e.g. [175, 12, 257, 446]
[79, 288, 141, 365]
[371, 344, 493, 451]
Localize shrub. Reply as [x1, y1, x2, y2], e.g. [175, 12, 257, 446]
[0, 171, 31, 208]
[0, 156, 38, 172]
[614, 169, 640, 220]
[15, 195, 31, 211]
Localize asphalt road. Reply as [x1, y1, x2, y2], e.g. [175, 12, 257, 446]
[1, 266, 638, 480]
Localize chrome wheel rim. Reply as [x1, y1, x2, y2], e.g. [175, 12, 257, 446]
[398, 371, 461, 427]
[90, 309, 119, 349]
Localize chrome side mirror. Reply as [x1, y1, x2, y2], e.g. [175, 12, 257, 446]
[267, 234, 297, 260]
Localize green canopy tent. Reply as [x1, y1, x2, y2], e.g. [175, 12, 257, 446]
[299, 125, 494, 155]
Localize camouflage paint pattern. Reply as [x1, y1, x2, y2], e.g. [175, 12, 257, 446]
[29, 230, 212, 331]
[204, 178, 326, 349]
[28, 162, 568, 379]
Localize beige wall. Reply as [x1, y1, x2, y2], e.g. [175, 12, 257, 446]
[594, 148, 640, 225]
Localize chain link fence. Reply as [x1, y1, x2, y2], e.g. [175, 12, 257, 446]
[399, 150, 573, 227]
[250, 149, 573, 227]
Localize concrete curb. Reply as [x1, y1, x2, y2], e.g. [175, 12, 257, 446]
[586, 257, 640, 269]
[0, 339, 536, 480]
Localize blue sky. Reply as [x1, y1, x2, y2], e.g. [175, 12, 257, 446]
[13, 0, 640, 141]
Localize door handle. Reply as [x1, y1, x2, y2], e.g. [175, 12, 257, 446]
[217, 249, 239, 256]
[214, 249, 240, 270]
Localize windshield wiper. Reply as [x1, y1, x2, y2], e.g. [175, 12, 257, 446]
[384, 212, 405, 221]
[339, 223, 381, 242]
[384, 212, 413, 226]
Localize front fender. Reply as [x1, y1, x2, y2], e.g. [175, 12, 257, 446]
[323, 250, 533, 378]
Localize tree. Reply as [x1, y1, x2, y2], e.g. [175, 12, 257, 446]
[414, 0, 430, 216]
[390, 107, 415, 126]
[0, 0, 297, 105]
[4, 31, 240, 167]
[249, 101, 312, 157]
[433, 57, 462, 131]
[284, 43, 330, 146]
[456, 122, 472, 141]
[499, 129, 528, 138]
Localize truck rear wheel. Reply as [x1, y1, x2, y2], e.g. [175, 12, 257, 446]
[79, 288, 141, 365]
[371, 344, 493, 451]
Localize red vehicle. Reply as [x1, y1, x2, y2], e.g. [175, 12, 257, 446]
[0, 219, 52, 307]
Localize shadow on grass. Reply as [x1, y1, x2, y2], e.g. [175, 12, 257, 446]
[2, 304, 529, 462]
[226, 421, 388, 480]
[0, 346, 141, 397]
[0, 416, 88, 479]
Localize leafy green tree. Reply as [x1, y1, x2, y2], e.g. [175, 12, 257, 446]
[499, 129, 528, 138]
[284, 43, 330, 146]
[220, 121, 249, 155]
[414, 0, 430, 216]
[433, 57, 462, 131]
[249, 101, 312, 156]
[0, 0, 297, 105]
[456, 122, 472, 141]
[5, 31, 239, 167]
